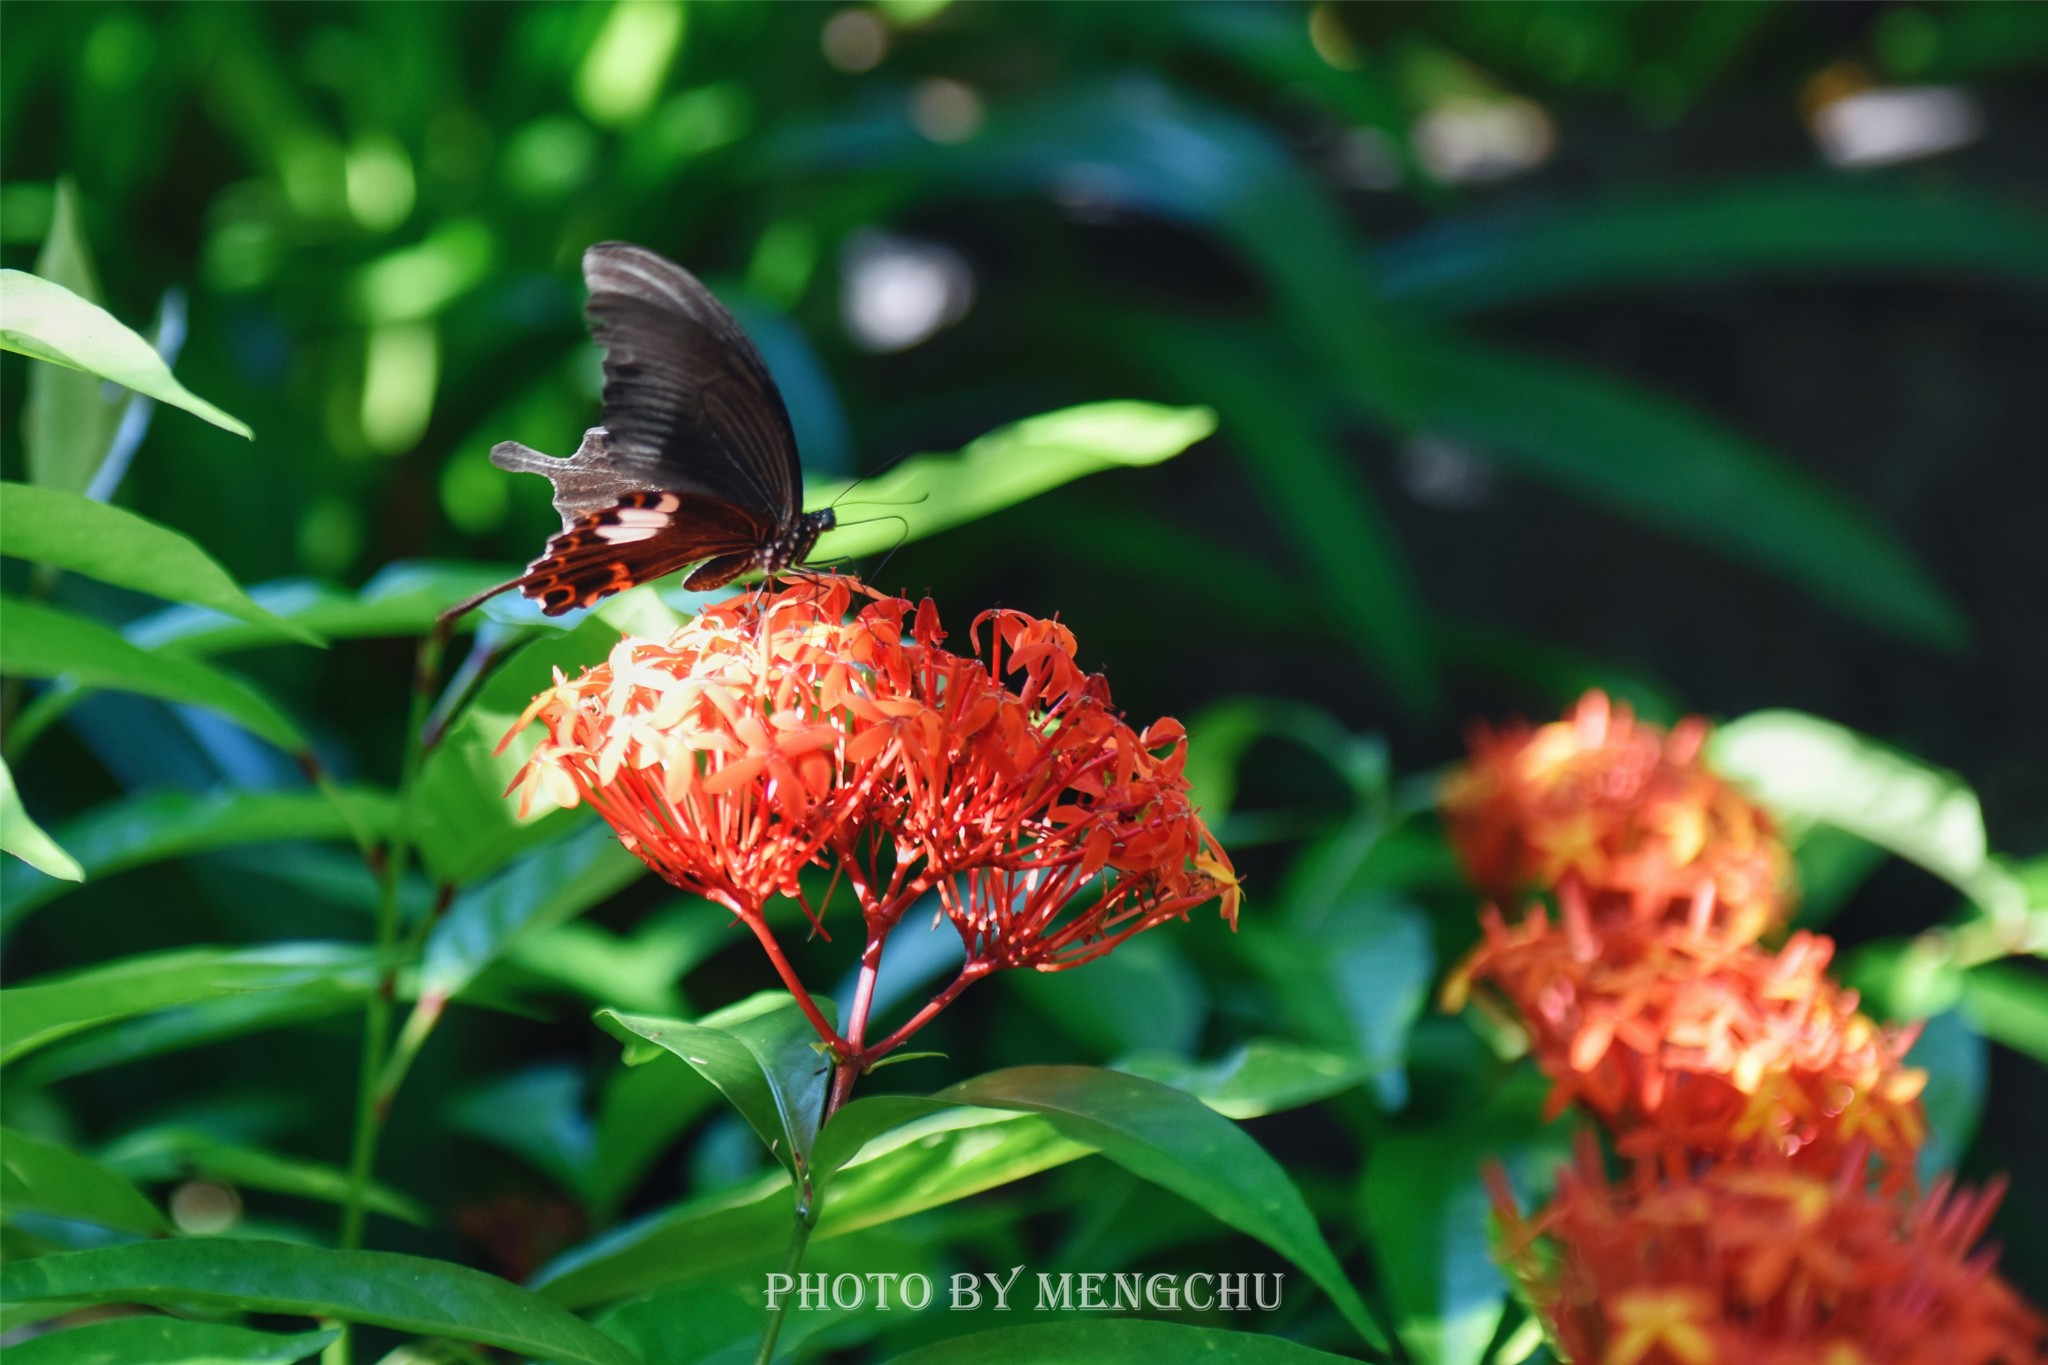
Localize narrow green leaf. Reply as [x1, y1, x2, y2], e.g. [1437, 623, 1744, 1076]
[810, 401, 1216, 562]
[419, 823, 642, 1002]
[0, 484, 320, 645]
[0, 270, 251, 439]
[0, 1127, 167, 1236]
[941, 1067, 1389, 1351]
[0, 597, 307, 753]
[884, 1321, 1360, 1364]
[1, 786, 394, 932]
[20, 183, 119, 497]
[596, 994, 832, 1179]
[1709, 710, 2020, 916]
[1383, 180, 2048, 318]
[0, 943, 376, 1065]
[1131, 322, 1436, 713]
[1406, 336, 1966, 650]
[128, 563, 522, 657]
[1, 1318, 337, 1365]
[0, 1241, 640, 1365]
[0, 755, 81, 882]
[98, 1128, 429, 1226]
[21, 982, 376, 1086]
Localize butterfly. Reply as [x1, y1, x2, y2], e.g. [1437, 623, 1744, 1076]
[444, 242, 835, 623]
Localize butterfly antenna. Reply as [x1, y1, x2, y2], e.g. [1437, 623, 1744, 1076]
[826, 446, 926, 511]
[864, 515, 914, 589]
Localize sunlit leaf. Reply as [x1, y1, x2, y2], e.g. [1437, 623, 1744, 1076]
[1710, 710, 2023, 916]
[18, 183, 120, 497]
[1115, 1039, 1370, 1120]
[0, 1241, 640, 1365]
[941, 1067, 1388, 1350]
[0, 1318, 337, 1365]
[810, 401, 1217, 562]
[0, 1127, 167, 1236]
[1959, 964, 2048, 1067]
[0, 755, 81, 883]
[0, 597, 307, 754]
[0, 484, 320, 645]
[0, 943, 377, 1066]
[0, 270, 250, 439]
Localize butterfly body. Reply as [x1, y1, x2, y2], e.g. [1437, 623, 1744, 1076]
[451, 243, 833, 621]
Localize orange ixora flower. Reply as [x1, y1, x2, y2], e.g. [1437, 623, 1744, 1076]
[1445, 902, 1926, 1179]
[503, 576, 1237, 1076]
[1491, 1142, 2048, 1365]
[1442, 691, 1790, 945]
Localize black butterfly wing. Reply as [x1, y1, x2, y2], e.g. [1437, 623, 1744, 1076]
[580, 242, 802, 527]
[517, 491, 778, 616]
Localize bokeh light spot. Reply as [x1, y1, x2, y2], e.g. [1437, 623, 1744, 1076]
[823, 8, 888, 73]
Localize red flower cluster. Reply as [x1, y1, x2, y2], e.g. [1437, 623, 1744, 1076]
[1444, 901, 1926, 1178]
[1443, 690, 1789, 945]
[1441, 691, 2042, 1364]
[506, 577, 1236, 1082]
[1492, 1143, 2046, 1365]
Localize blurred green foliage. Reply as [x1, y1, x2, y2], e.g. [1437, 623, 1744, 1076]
[3, 3, 2045, 1364]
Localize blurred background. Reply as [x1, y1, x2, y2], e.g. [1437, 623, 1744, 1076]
[4, 0, 2045, 1326]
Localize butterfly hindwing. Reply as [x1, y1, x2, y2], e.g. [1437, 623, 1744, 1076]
[518, 491, 775, 615]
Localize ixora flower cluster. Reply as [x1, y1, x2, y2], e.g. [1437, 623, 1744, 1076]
[1441, 691, 2046, 1365]
[505, 577, 1238, 1102]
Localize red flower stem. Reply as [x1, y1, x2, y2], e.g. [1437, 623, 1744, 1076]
[739, 909, 847, 1055]
[860, 960, 990, 1066]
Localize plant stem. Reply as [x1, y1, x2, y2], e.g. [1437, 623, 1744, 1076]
[861, 961, 988, 1066]
[337, 627, 446, 1253]
[753, 1198, 816, 1365]
[740, 910, 848, 1054]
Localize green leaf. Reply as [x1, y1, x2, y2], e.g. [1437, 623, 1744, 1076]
[1011, 936, 1207, 1057]
[21, 984, 377, 1087]
[1383, 180, 2048, 318]
[0, 1127, 167, 1236]
[0, 754, 81, 882]
[419, 823, 643, 1003]
[535, 1110, 1085, 1306]
[0, 943, 376, 1065]
[0, 1241, 640, 1365]
[1, 1318, 337, 1365]
[1405, 335, 1967, 650]
[1709, 710, 2021, 917]
[1115, 1040, 1371, 1120]
[1959, 963, 2048, 1067]
[1, 786, 393, 933]
[883, 1321, 1361, 1364]
[19, 182, 119, 497]
[0, 597, 307, 754]
[97, 1127, 428, 1226]
[0, 270, 251, 439]
[413, 613, 637, 885]
[0, 484, 320, 645]
[1905, 1010, 1987, 1181]
[129, 563, 522, 657]
[596, 994, 833, 1180]
[940, 1067, 1389, 1351]
[1359, 1131, 1506, 1365]
[810, 401, 1216, 561]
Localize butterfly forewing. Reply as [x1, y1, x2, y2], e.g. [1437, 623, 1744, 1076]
[581, 244, 802, 520]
